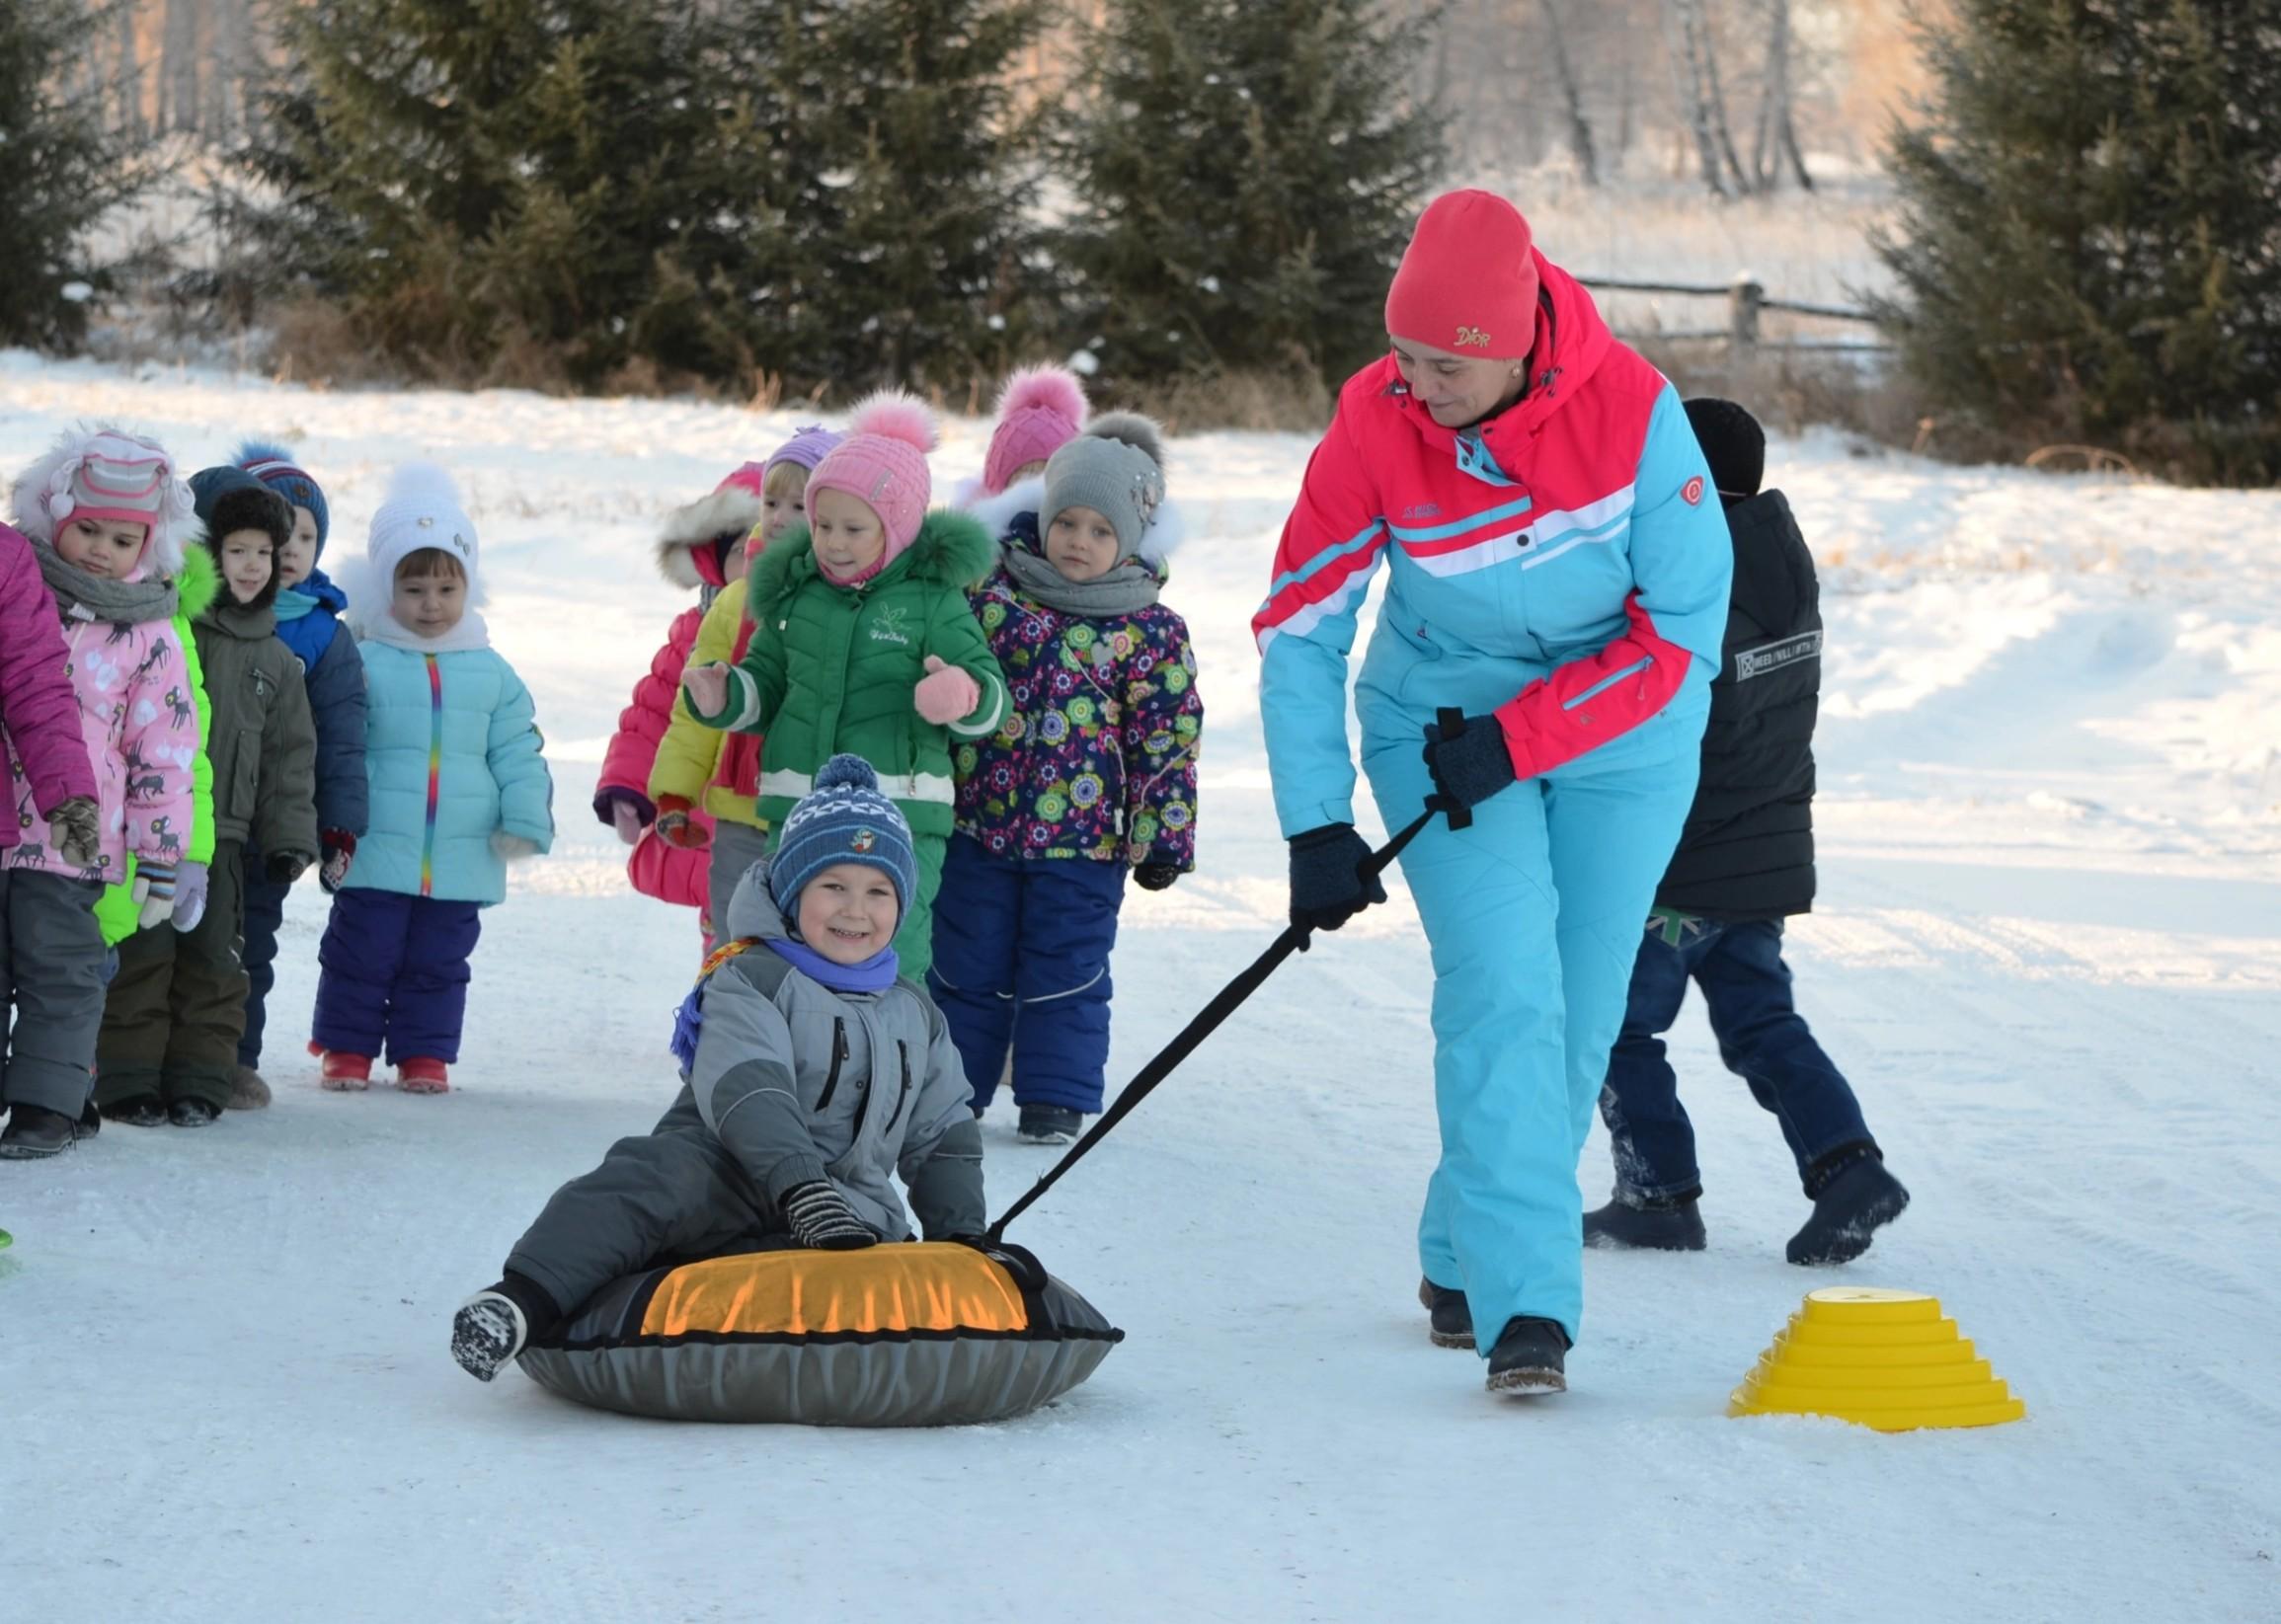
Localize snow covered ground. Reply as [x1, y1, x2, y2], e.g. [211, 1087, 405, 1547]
[2, 354, 2276, 1623]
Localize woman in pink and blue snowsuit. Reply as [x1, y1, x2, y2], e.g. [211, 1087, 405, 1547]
[1255, 191, 1732, 1396]
[933, 417, 1201, 1146]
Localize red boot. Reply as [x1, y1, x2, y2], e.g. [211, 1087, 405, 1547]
[397, 1057, 450, 1095]
[320, 1050, 373, 1091]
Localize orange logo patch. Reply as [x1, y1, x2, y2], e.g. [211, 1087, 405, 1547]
[1683, 476, 1706, 506]
[1454, 326, 1492, 349]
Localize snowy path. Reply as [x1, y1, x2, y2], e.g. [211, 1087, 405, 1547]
[2, 359, 2276, 1622]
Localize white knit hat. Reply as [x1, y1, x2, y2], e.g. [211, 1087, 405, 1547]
[367, 463, 478, 587]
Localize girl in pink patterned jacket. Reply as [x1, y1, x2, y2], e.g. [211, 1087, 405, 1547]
[0, 428, 199, 1157]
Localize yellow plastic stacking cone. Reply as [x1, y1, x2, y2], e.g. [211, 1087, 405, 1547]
[1728, 1287, 2026, 1432]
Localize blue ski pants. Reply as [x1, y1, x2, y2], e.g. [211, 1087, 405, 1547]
[1363, 704, 1702, 1350]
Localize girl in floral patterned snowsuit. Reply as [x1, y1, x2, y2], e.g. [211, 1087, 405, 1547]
[934, 416, 1202, 1144]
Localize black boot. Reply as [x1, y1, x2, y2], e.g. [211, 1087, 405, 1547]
[1788, 1153, 1910, 1266]
[1418, 1277, 1474, 1349]
[169, 1098, 221, 1128]
[77, 1099, 101, 1138]
[1016, 1104, 1082, 1145]
[1485, 1316, 1569, 1396]
[0, 1105, 77, 1160]
[1583, 1189, 1707, 1252]
[100, 1094, 168, 1128]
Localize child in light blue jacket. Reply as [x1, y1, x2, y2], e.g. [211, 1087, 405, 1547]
[309, 466, 552, 1094]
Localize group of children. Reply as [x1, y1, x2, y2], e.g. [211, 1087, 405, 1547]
[593, 367, 1202, 1148]
[0, 373, 1902, 1391]
[452, 368, 1207, 1376]
[0, 428, 554, 1158]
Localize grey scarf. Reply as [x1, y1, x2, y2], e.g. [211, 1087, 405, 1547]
[999, 540, 1162, 617]
[29, 534, 179, 626]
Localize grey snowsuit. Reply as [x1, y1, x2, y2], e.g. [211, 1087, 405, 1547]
[505, 863, 984, 1318]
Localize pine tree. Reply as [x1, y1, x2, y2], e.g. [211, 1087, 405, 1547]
[747, 0, 1051, 393]
[1057, 0, 1447, 392]
[1869, 0, 2281, 483]
[0, 0, 147, 349]
[245, 0, 802, 388]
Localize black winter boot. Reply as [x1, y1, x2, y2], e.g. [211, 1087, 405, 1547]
[1016, 1104, 1082, 1145]
[100, 1094, 168, 1128]
[1418, 1277, 1474, 1349]
[0, 1105, 77, 1160]
[1485, 1316, 1569, 1396]
[1788, 1152, 1910, 1266]
[1583, 1189, 1707, 1252]
[169, 1098, 221, 1127]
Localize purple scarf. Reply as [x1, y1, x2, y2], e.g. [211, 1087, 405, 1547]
[764, 936, 900, 993]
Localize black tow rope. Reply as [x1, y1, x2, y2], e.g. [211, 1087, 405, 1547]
[983, 709, 1474, 1243]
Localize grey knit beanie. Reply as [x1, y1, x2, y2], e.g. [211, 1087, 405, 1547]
[1040, 413, 1167, 563]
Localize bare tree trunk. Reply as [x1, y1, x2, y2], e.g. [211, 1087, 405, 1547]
[1536, 0, 1600, 185]
[1767, 0, 1813, 191]
[117, 0, 143, 137]
[1688, 0, 1753, 194]
[161, 0, 200, 135]
[1660, 0, 1728, 196]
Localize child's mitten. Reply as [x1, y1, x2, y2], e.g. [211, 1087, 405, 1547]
[912, 655, 980, 726]
[680, 662, 732, 721]
[320, 831, 356, 894]
[655, 795, 709, 850]
[266, 852, 310, 885]
[50, 797, 101, 869]
[781, 1181, 878, 1251]
[1133, 861, 1179, 892]
[491, 831, 539, 860]
[171, 860, 210, 931]
[132, 863, 179, 929]
[593, 786, 651, 844]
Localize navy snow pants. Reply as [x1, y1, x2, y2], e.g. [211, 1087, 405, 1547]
[311, 888, 483, 1064]
[928, 834, 1126, 1115]
[238, 841, 289, 1067]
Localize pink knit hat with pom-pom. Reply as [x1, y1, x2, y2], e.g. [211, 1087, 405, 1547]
[806, 392, 938, 579]
[981, 365, 1088, 497]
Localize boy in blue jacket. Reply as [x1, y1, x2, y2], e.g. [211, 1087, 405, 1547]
[229, 442, 367, 1108]
[309, 465, 552, 1095]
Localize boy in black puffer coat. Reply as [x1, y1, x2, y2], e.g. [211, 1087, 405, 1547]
[1586, 400, 1908, 1266]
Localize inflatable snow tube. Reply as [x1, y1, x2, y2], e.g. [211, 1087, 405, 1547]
[517, 1242, 1123, 1427]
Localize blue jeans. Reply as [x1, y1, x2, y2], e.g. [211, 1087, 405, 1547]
[1598, 917, 1873, 1200]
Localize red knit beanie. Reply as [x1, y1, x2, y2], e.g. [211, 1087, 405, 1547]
[1384, 190, 1540, 360]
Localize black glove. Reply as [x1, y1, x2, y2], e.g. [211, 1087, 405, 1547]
[266, 852, 311, 885]
[1132, 862, 1180, 892]
[1422, 712, 1516, 812]
[1287, 822, 1385, 935]
[781, 1181, 877, 1251]
[947, 1234, 1048, 1293]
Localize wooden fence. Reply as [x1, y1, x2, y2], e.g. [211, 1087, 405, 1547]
[1579, 275, 1890, 358]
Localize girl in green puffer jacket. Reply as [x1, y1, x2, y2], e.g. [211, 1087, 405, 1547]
[681, 393, 1006, 978]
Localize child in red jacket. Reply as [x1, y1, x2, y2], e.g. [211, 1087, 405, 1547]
[595, 433, 838, 946]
